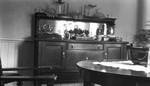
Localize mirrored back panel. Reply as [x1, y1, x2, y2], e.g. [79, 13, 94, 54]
[35, 13, 116, 40]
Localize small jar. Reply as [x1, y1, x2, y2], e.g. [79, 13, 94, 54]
[103, 36, 109, 41]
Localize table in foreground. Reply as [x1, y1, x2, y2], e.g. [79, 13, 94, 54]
[77, 60, 150, 86]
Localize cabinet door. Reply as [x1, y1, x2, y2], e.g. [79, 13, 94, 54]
[104, 44, 126, 60]
[64, 50, 86, 71]
[86, 50, 104, 61]
[107, 47, 121, 60]
[64, 50, 104, 71]
[38, 42, 65, 68]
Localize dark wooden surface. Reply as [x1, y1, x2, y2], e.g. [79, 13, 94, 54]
[35, 39, 129, 44]
[77, 60, 150, 86]
[0, 74, 57, 81]
[35, 40, 128, 83]
[35, 12, 116, 25]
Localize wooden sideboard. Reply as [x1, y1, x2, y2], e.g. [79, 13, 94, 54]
[34, 39, 128, 83]
[33, 12, 128, 83]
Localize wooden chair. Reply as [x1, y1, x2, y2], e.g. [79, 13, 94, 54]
[130, 47, 148, 66]
[0, 58, 57, 86]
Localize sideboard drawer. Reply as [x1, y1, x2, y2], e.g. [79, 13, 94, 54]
[68, 43, 103, 50]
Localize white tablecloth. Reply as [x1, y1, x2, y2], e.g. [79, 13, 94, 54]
[93, 61, 150, 73]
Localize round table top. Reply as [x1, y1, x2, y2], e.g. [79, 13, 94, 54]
[77, 60, 150, 78]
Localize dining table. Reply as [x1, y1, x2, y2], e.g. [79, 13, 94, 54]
[76, 60, 150, 86]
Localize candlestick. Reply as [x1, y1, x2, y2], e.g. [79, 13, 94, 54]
[104, 24, 107, 35]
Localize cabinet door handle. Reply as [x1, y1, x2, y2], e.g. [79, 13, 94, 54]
[98, 45, 101, 49]
[63, 52, 65, 59]
[104, 53, 108, 60]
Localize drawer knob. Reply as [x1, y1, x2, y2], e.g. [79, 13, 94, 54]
[86, 57, 89, 60]
[105, 53, 108, 60]
[63, 52, 65, 59]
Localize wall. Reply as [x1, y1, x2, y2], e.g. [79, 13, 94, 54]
[0, 39, 34, 86]
[0, 0, 138, 42]
[64, 0, 138, 42]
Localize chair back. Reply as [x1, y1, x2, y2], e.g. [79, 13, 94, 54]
[130, 47, 148, 65]
[0, 57, 2, 76]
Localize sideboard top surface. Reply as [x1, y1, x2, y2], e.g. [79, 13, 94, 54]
[35, 38, 129, 44]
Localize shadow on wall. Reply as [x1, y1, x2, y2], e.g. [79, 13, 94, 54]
[17, 13, 35, 76]
[16, 14, 35, 86]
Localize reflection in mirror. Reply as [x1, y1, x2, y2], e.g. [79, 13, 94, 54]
[38, 19, 115, 39]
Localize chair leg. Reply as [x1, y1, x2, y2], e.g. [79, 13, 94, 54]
[17, 81, 23, 86]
